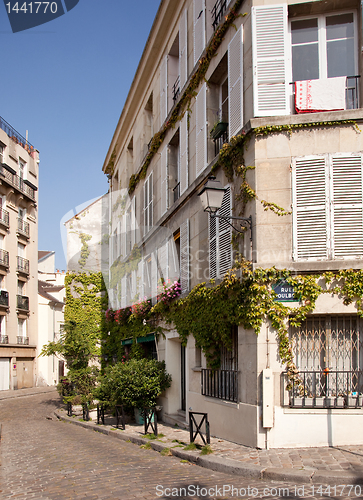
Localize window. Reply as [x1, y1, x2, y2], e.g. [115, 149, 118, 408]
[289, 316, 363, 406]
[292, 153, 363, 261]
[0, 144, 4, 165]
[143, 173, 153, 235]
[18, 318, 26, 337]
[209, 186, 232, 278]
[201, 326, 238, 402]
[291, 13, 356, 82]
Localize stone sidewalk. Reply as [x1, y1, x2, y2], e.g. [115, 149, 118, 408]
[54, 403, 363, 486]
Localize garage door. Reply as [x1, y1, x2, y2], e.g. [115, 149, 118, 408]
[0, 358, 10, 390]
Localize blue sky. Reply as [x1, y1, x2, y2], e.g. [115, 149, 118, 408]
[0, 0, 160, 271]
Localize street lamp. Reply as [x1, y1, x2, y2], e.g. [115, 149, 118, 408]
[198, 176, 252, 239]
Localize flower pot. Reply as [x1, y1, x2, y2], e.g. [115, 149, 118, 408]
[134, 408, 155, 425]
[210, 122, 228, 140]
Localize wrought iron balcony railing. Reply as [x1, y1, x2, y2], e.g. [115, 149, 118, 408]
[17, 336, 29, 345]
[0, 165, 36, 201]
[291, 75, 360, 112]
[0, 115, 35, 154]
[17, 294, 29, 311]
[17, 218, 30, 238]
[0, 290, 9, 307]
[17, 256, 29, 274]
[0, 249, 9, 268]
[212, 0, 227, 31]
[201, 368, 238, 402]
[0, 335, 8, 344]
[0, 208, 9, 228]
[172, 75, 180, 104]
[173, 182, 180, 203]
[284, 369, 363, 408]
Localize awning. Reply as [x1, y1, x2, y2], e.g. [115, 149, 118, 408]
[121, 333, 155, 346]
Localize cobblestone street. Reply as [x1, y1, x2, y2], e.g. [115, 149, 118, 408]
[0, 391, 362, 499]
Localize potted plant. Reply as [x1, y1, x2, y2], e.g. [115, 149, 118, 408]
[210, 121, 228, 140]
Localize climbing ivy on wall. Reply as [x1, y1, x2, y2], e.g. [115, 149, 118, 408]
[64, 271, 107, 357]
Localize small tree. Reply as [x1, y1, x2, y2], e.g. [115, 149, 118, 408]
[40, 321, 98, 403]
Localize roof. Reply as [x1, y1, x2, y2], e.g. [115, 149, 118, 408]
[38, 280, 65, 305]
[38, 250, 55, 262]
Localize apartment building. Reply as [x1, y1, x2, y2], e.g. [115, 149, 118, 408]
[38, 251, 65, 387]
[0, 116, 39, 390]
[102, 0, 363, 448]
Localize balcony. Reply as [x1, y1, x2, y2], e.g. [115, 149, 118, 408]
[201, 368, 238, 403]
[17, 256, 29, 275]
[0, 249, 9, 269]
[0, 115, 35, 156]
[284, 370, 363, 408]
[17, 294, 29, 312]
[212, 0, 227, 31]
[0, 290, 9, 308]
[17, 336, 29, 345]
[0, 335, 8, 344]
[17, 218, 30, 238]
[292, 76, 360, 113]
[0, 208, 9, 228]
[0, 165, 36, 202]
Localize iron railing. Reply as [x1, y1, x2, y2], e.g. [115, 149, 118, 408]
[172, 75, 180, 104]
[201, 368, 238, 402]
[17, 336, 29, 345]
[17, 218, 30, 237]
[17, 256, 29, 274]
[173, 182, 180, 203]
[0, 290, 9, 307]
[291, 75, 360, 112]
[285, 370, 363, 408]
[0, 208, 9, 227]
[0, 115, 35, 154]
[212, 0, 227, 31]
[0, 165, 36, 201]
[0, 335, 8, 344]
[0, 249, 9, 268]
[17, 295, 29, 311]
[213, 128, 228, 157]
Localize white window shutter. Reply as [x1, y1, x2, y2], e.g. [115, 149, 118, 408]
[151, 251, 158, 301]
[193, 0, 206, 67]
[158, 240, 169, 284]
[218, 187, 232, 276]
[121, 276, 127, 308]
[209, 187, 232, 278]
[168, 236, 179, 282]
[137, 258, 144, 300]
[292, 156, 329, 260]
[180, 219, 190, 293]
[160, 55, 168, 124]
[209, 211, 217, 279]
[131, 269, 137, 300]
[160, 146, 168, 216]
[196, 83, 207, 177]
[228, 26, 243, 139]
[179, 9, 188, 89]
[331, 153, 363, 258]
[252, 4, 289, 117]
[179, 113, 189, 195]
[131, 196, 136, 247]
[121, 215, 126, 258]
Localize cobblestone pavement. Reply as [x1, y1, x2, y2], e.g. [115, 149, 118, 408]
[89, 414, 363, 474]
[0, 392, 362, 500]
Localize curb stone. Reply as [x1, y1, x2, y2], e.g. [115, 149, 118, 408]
[263, 467, 313, 484]
[53, 409, 363, 485]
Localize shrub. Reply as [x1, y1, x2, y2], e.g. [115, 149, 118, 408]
[96, 358, 172, 410]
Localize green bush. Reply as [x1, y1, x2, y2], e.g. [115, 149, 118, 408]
[96, 358, 172, 410]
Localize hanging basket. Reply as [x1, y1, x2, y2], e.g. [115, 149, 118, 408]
[210, 122, 228, 140]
